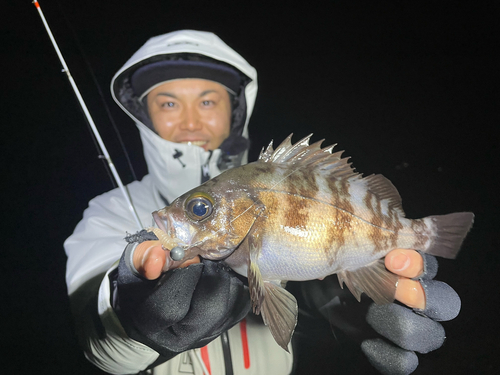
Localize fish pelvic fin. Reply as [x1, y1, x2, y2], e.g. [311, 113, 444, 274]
[337, 259, 398, 305]
[247, 235, 297, 352]
[424, 212, 474, 259]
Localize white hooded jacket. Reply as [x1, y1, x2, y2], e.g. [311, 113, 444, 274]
[64, 30, 293, 375]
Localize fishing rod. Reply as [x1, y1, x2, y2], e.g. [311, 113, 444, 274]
[33, 0, 143, 229]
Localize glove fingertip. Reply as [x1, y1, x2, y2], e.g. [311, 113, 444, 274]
[361, 338, 418, 375]
[416, 280, 461, 321]
[367, 304, 445, 353]
[412, 252, 438, 280]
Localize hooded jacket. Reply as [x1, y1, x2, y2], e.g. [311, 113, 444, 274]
[112, 30, 258, 204]
[64, 30, 293, 374]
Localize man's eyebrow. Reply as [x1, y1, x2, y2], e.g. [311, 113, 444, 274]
[156, 92, 178, 99]
[199, 89, 217, 97]
[155, 90, 218, 99]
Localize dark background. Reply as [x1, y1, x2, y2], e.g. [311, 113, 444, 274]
[2, 1, 498, 374]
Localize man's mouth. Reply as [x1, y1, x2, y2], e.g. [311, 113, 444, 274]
[180, 140, 208, 147]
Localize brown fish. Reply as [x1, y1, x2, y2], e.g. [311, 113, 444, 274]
[149, 134, 474, 351]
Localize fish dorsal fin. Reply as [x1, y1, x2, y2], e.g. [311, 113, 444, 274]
[363, 174, 405, 216]
[259, 133, 359, 181]
[259, 134, 406, 218]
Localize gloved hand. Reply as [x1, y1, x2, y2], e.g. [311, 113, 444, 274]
[294, 250, 461, 375]
[109, 231, 251, 361]
[361, 253, 461, 375]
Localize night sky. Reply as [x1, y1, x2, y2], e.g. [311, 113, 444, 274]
[3, 1, 499, 374]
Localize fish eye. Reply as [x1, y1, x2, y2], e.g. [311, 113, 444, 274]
[185, 192, 214, 221]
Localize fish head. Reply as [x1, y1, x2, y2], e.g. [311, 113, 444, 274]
[153, 176, 263, 261]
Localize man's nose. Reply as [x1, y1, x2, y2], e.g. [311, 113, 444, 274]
[180, 108, 202, 131]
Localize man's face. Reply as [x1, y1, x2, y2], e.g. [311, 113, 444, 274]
[147, 79, 232, 151]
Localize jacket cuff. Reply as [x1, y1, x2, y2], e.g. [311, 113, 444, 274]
[86, 261, 160, 374]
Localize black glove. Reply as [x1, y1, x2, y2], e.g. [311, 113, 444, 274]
[293, 254, 461, 375]
[109, 237, 251, 361]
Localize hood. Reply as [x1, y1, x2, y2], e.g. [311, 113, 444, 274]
[110, 30, 258, 203]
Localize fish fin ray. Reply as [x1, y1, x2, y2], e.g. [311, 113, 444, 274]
[259, 139, 276, 161]
[258, 133, 361, 180]
[247, 232, 264, 314]
[272, 134, 310, 162]
[337, 273, 362, 302]
[246, 232, 297, 351]
[248, 259, 265, 315]
[256, 134, 406, 222]
[425, 212, 474, 259]
[362, 174, 406, 216]
[337, 259, 398, 304]
[260, 281, 298, 352]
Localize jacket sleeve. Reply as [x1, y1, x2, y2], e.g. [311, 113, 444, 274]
[65, 187, 162, 374]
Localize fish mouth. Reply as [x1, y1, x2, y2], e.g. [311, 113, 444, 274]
[153, 211, 170, 236]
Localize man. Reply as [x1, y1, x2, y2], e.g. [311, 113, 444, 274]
[65, 30, 460, 375]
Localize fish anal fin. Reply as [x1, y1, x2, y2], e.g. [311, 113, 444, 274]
[260, 281, 298, 352]
[337, 259, 398, 305]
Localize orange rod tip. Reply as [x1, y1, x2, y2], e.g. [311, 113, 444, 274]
[33, 0, 40, 8]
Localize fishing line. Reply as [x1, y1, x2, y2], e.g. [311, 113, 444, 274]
[54, 0, 138, 182]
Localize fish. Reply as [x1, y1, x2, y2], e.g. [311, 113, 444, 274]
[149, 134, 474, 351]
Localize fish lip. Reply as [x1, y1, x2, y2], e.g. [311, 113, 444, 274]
[153, 211, 169, 235]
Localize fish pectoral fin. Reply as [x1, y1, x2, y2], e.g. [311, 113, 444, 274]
[247, 236, 297, 352]
[337, 259, 398, 304]
[248, 257, 265, 315]
[247, 232, 266, 314]
[259, 281, 298, 352]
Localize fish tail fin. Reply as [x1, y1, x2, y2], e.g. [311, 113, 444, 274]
[424, 212, 474, 259]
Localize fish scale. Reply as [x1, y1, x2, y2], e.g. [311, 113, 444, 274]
[151, 133, 474, 352]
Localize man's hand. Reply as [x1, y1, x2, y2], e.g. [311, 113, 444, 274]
[362, 249, 461, 375]
[132, 240, 200, 280]
[112, 240, 250, 360]
[386, 249, 425, 309]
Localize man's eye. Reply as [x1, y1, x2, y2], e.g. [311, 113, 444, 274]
[201, 100, 214, 106]
[161, 102, 176, 108]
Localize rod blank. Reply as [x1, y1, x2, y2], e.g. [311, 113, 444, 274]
[33, 0, 143, 229]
